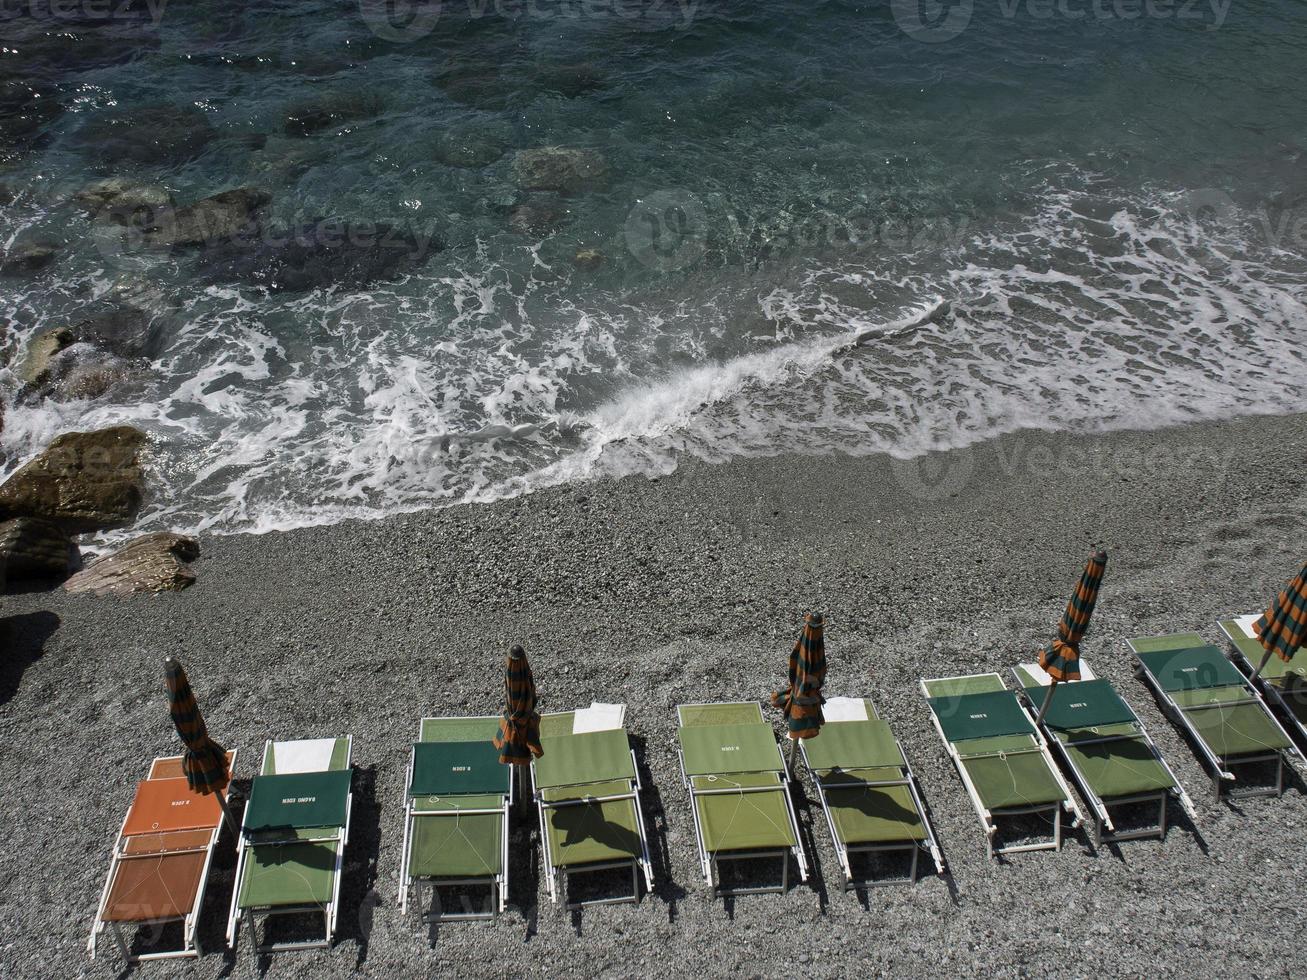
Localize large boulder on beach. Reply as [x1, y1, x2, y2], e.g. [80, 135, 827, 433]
[139, 187, 270, 248]
[74, 104, 217, 166]
[196, 217, 440, 292]
[73, 178, 173, 225]
[0, 426, 147, 533]
[0, 517, 79, 585]
[64, 532, 198, 596]
[512, 147, 608, 193]
[0, 242, 57, 277]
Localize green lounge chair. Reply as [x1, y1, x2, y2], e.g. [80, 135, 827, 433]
[1128, 634, 1298, 800]
[399, 716, 511, 921]
[1013, 662, 1196, 845]
[921, 674, 1083, 858]
[531, 707, 654, 909]
[227, 737, 353, 952]
[675, 701, 808, 897]
[796, 697, 943, 889]
[1219, 615, 1307, 745]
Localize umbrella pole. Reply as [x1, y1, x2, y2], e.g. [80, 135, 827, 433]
[1036, 681, 1058, 724]
[216, 789, 237, 834]
[1251, 649, 1274, 681]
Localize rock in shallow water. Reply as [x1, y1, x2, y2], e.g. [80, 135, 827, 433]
[512, 147, 608, 192]
[196, 218, 441, 292]
[0, 425, 147, 534]
[74, 104, 216, 166]
[283, 93, 383, 136]
[0, 517, 79, 586]
[139, 187, 270, 248]
[73, 178, 173, 225]
[0, 242, 57, 277]
[64, 532, 198, 596]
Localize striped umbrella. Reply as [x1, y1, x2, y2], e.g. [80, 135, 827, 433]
[1036, 550, 1107, 722]
[493, 645, 543, 766]
[772, 612, 827, 744]
[164, 657, 233, 827]
[1251, 560, 1307, 677]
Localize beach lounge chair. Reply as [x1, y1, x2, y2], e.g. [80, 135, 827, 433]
[797, 696, 943, 888]
[921, 674, 1083, 858]
[88, 752, 236, 963]
[1013, 662, 1196, 845]
[1127, 634, 1298, 800]
[227, 736, 353, 952]
[531, 704, 654, 909]
[1219, 614, 1307, 746]
[675, 701, 809, 897]
[399, 716, 511, 921]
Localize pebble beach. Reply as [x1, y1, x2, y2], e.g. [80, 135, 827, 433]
[2, 412, 1306, 978]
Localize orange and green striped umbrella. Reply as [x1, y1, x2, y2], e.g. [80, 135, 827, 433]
[1253, 561, 1307, 664]
[164, 657, 229, 794]
[1039, 550, 1108, 684]
[772, 612, 827, 741]
[493, 645, 543, 765]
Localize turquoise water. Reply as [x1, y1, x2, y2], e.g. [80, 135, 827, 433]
[2, 0, 1305, 532]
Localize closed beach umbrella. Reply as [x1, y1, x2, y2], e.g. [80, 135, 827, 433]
[772, 612, 827, 743]
[164, 656, 233, 827]
[1251, 560, 1307, 677]
[1037, 550, 1107, 722]
[493, 645, 543, 765]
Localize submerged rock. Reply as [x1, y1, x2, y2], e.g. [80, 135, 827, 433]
[64, 531, 198, 596]
[197, 217, 441, 292]
[533, 62, 606, 99]
[0, 517, 79, 585]
[69, 303, 161, 359]
[512, 147, 608, 193]
[573, 248, 605, 271]
[139, 187, 270, 248]
[0, 242, 57, 277]
[509, 198, 571, 236]
[0, 425, 147, 533]
[73, 178, 173, 225]
[283, 94, 383, 136]
[0, 79, 63, 146]
[434, 126, 510, 169]
[74, 104, 217, 166]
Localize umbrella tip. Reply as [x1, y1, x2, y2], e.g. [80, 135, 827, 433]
[510, 644, 525, 659]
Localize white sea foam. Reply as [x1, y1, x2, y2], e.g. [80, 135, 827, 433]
[2, 183, 1304, 538]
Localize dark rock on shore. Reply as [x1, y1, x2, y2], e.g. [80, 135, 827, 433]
[283, 94, 383, 136]
[64, 532, 198, 596]
[139, 187, 270, 248]
[0, 242, 57, 277]
[74, 104, 217, 166]
[0, 517, 79, 585]
[0, 426, 147, 534]
[512, 147, 608, 193]
[196, 218, 441, 292]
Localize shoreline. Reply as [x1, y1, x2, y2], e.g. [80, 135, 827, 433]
[3, 412, 1307, 977]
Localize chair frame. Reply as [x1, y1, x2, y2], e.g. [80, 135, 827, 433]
[920, 674, 1084, 859]
[1218, 617, 1307, 750]
[1127, 638, 1298, 801]
[398, 716, 512, 922]
[531, 712, 654, 911]
[226, 736, 353, 953]
[797, 699, 944, 890]
[88, 752, 237, 964]
[676, 702, 809, 898]
[1011, 665, 1196, 847]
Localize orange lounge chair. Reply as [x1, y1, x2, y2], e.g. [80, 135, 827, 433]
[88, 753, 236, 963]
